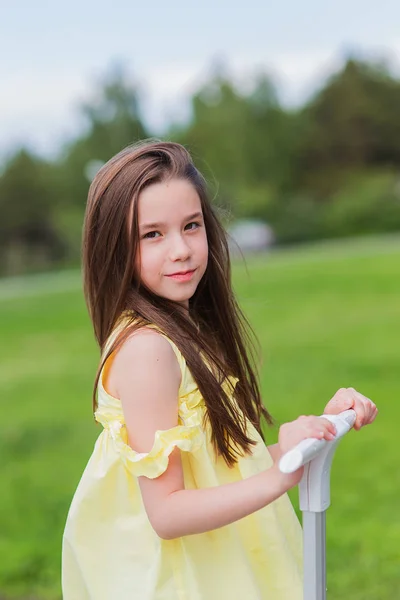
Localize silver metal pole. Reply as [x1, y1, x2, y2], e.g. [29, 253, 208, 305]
[303, 511, 327, 600]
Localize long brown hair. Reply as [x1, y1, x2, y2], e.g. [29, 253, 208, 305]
[82, 139, 273, 465]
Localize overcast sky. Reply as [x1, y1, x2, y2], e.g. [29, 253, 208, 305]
[1, 0, 399, 161]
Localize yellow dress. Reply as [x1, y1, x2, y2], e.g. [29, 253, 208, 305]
[62, 320, 303, 599]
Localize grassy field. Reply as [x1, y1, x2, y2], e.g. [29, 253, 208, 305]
[0, 235, 399, 599]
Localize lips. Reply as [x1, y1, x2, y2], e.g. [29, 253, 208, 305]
[167, 270, 195, 276]
[165, 269, 196, 281]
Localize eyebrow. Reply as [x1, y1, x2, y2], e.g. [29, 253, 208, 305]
[140, 212, 204, 230]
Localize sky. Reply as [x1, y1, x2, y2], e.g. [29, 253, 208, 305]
[1, 0, 400, 161]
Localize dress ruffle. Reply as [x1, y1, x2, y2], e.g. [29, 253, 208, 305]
[95, 409, 204, 479]
[94, 372, 238, 479]
[94, 376, 207, 479]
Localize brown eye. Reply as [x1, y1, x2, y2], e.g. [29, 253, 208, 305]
[143, 231, 161, 239]
[185, 222, 200, 231]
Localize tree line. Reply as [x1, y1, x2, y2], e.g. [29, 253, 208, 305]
[1, 56, 400, 276]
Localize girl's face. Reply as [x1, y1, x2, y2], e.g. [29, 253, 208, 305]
[135, 178, 209, 309]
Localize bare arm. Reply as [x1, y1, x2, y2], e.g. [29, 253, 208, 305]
[267, 443, 281, 462]
[140, 454, 293, 539]
[112, 330, 299, 540]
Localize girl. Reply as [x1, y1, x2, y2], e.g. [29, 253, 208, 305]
[62, 139, 377, 600]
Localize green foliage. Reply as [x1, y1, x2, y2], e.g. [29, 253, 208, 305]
[1, 56, 400, 275]
[232, 184, 276, 221]
[59, 64, 149, 211]
[0, 151, 67, 274]
[179, 68, 252, 188]
[296, 58, 400, 193]
[323, 170, 400, 236]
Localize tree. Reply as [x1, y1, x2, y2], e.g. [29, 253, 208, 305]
[174, 65, 291, 218]
[0, 150, 66, 274]
[61, 64, 149, 209]
[297, 58, 400, 195]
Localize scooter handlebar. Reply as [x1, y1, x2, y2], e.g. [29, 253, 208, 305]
[279, 410, 356, 474]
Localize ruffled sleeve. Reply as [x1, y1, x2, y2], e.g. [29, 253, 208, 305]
[95, 322, 206, 478]
[95, 323, 239, 478]
[95, 409, 204, 479]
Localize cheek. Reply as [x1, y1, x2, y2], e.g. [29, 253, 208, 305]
[200, 233, 209, 263]
[134, 245, 146, 280]
[195, 233, 209, 274]
[137, 244, 163, 281]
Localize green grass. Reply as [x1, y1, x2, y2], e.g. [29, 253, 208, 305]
[1, 234, 399, 599]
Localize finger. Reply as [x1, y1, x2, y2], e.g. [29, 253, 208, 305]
[305, 418, 336, 440]
[319, 417, 336, 432]
[314, 428, 336, 441]
[350, 389, 376, 427]
[357, 394, 377, 424]
[298, 415, 336, 439]
[319, 417, 337, 438]
[352, 398, 366, 430]
[324, 389, 354, 414]
[366, 404, 378, 424]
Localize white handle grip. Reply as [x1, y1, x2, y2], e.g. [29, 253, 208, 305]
[279, 409, 356, 474]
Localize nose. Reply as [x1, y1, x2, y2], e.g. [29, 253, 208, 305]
[169, 233, 191, 262]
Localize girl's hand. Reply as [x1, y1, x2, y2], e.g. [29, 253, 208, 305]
[278, 415, 337, 455]
[274, 415, 338, 488]
[323, 387, 378, 431]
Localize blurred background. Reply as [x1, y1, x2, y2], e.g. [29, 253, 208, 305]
[0, 1, 399, 598]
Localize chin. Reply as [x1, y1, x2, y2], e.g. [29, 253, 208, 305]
[166, 293, 192, 305]
[147, 287, 191, 306]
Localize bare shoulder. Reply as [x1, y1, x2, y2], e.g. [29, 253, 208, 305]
[116, 327, 177, 363]
[109, 328, 181, 398]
